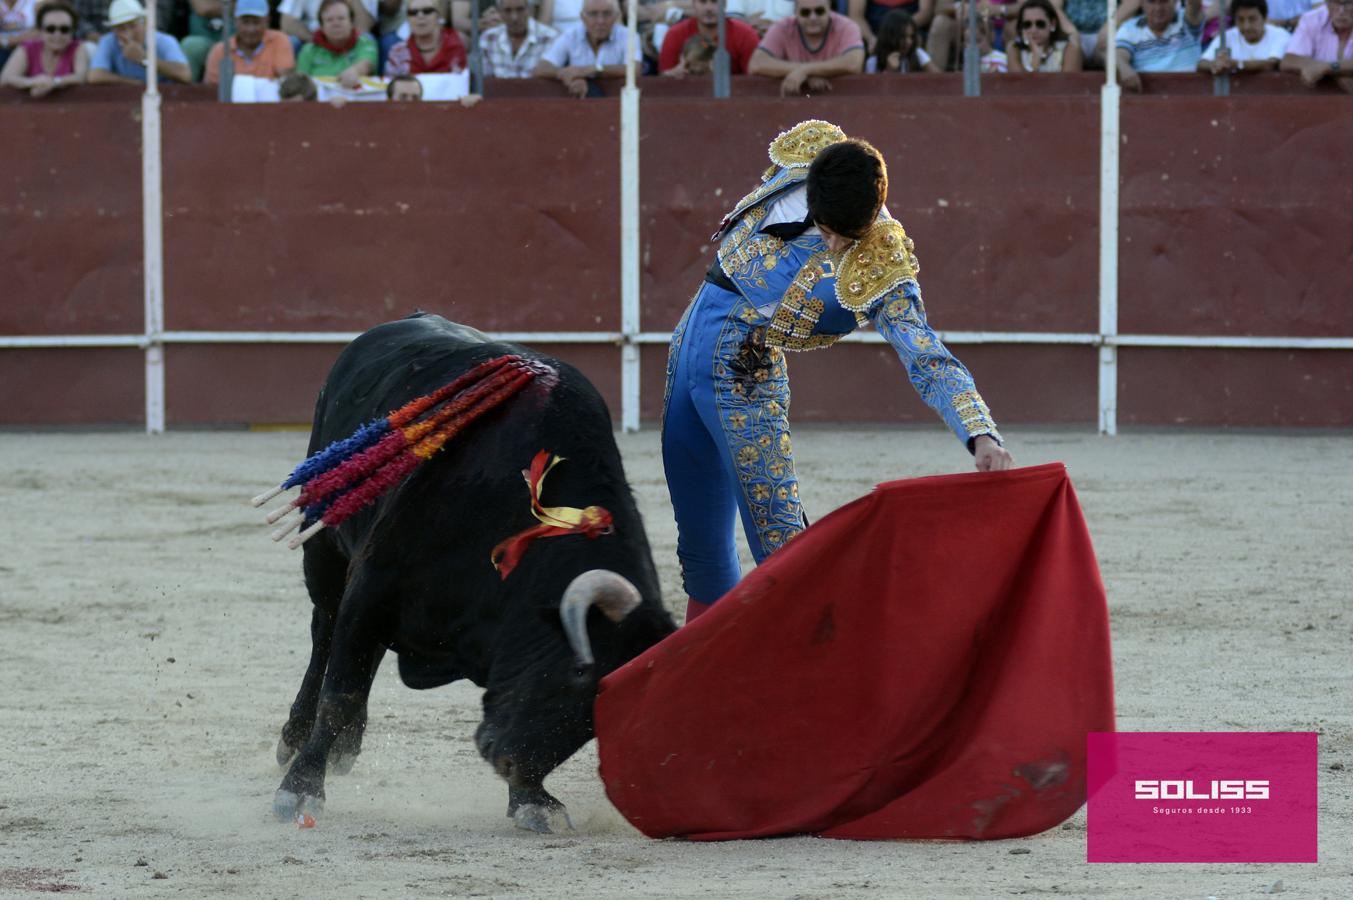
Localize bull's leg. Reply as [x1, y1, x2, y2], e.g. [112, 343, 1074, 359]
[276, 539, 346, 767]
[277, 604, 335, 767]
[327, 647, 385, 775]
[475, 722, 576, 834]
[273, 573, 388, 822]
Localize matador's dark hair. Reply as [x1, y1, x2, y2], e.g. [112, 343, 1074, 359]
[806, 139, 888, 241]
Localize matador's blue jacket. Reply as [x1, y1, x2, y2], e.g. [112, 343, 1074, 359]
[661, 121, 1002, 599]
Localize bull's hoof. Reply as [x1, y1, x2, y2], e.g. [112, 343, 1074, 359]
[276, 737, 298, 768]
[273, 789, 324, 823]
[512, 803, 575, 834]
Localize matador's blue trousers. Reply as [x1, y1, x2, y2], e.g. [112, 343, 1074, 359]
[661, 281, 806, 606]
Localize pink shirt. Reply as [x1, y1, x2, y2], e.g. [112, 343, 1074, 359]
[757, 11, 864, 63]
[1287, 6, 1353, 62]
[21, 38, 77, 76]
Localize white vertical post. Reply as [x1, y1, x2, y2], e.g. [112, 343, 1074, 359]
[143, 0, 166, 433]
[619, 0, 641, 432]
[1098, 0, 1119, 436]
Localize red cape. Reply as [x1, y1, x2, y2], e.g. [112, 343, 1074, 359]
[594, 462, 1115, 841]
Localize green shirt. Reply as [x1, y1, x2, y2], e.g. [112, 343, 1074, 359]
[295, 34, 379, 77]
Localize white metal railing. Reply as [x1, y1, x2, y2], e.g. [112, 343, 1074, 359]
[6, 330, 1349, 352]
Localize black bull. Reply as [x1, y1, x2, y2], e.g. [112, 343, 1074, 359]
[271, 314, 676, 832]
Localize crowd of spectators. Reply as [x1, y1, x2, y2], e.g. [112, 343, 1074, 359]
[2, 0, 1350, 96]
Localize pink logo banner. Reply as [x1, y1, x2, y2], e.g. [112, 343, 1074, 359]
[1087, 732, 1317, 863]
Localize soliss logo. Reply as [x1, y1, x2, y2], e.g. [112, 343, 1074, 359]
[1134, 780, 1270, 800]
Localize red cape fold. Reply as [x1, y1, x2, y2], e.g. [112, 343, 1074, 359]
[594, 462, 1115, 841]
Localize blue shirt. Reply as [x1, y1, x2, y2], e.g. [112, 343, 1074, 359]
[91, 31, 188, 81]
[1116, 10, 1204, 72]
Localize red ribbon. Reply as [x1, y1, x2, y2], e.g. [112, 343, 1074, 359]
[491, 451, 614, 579]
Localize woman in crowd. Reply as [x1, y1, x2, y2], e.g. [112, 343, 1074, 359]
[1008, 0, 1081, 71]
[0, 0, 86, 96]
[866, 8, 940, 70]
[386, 0, 467, 74]
[295, 0, 377, 88]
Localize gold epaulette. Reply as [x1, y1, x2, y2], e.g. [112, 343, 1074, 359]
[835, 220, 920, 312]
[767, 120, 848, 170]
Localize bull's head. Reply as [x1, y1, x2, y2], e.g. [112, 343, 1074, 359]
[474, 569, 668, 832]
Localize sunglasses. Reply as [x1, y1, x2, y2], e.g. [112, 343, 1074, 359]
[1021, 18, 1050, 28]
[798, 6, 828, 16]
[408, 6, 438, 14]
[44, 23, 73, 32]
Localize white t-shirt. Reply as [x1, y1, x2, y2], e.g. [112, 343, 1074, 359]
[726, 0, 795, 23]
[278, 0, 378, 31]
[550, 0, 583, 28]
[1200, 23, 1291, 61]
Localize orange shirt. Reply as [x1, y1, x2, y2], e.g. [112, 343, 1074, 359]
[205, 30, 296, 85]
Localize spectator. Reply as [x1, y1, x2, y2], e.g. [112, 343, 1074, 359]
[89, 0, 191, 83]
[482, 0, 558, 77]
[533, 0, 641, 98]
[71, 0, 169, 42]
[1280, 0, 1353, 86]
[541, 0, 686, 32]
[1061, 0, 1107, 61]
[452, 0, 502, 35]
[848, 0, 935, 53]
[1008, 0, 1081, 70]
[1, 0, 39, 67]
[747, 0, 866, 95]
[387, 0, 467, 73]
[727, 0, 793, 34]
[278, 67, 318, 96]
[866, 8, 938, 69]
[386, 68, 420, 94]
[928, 0, 1016, 70]
[180, 0, 223, 81]
[539, 0, 582, 28]
[1115, 0, 1204, 90]
[1, 0, 88, 94]
[280, 0, 375, 49]
[1266, 0, 1318, 31]
[374, 0, 404, 71]
[659, 0, 760, 73]
[969, 11, 1007, 67]
[673, 29, 713, 68]
[204, 0, 294, 84]
[1196, 0, 1287, 73]
[295, 0, 378, 88]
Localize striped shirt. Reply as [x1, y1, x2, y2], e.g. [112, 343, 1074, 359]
[481, 18, 559, 78]
[1116, 9, 1204, 72]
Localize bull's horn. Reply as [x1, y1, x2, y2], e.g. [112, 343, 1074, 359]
[559, 570, 641, 667]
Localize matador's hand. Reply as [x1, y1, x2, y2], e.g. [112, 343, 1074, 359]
[974, 435, 1013, 471]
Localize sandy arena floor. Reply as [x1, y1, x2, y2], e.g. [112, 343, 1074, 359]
[1, 426, 1349, 898]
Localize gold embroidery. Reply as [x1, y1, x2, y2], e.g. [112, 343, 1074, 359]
[763, 252, 841, 352]
[951, 389, 999, 437]
[767, 120, 848, 169]
[719, 229, 789, 290]
[835, 220, 921, 312]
